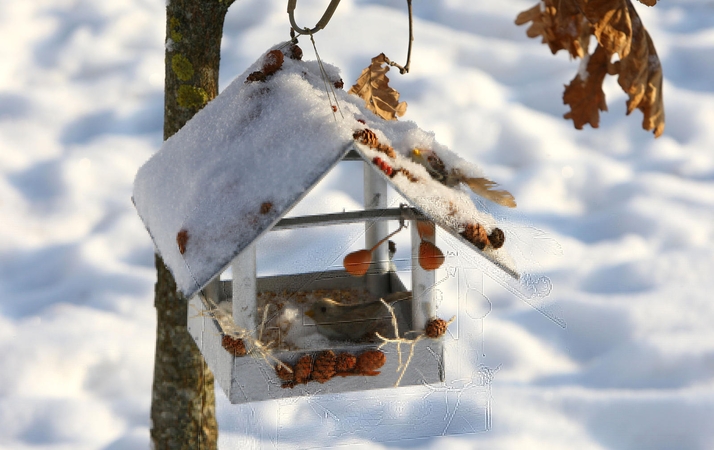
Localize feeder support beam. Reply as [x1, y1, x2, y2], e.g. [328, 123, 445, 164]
[232, 243, 257, 337]
[364, 163, 390, 297]
[411, 220, 436, 331]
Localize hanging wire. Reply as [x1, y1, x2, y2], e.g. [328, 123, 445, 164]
[309, 32, 343, 120]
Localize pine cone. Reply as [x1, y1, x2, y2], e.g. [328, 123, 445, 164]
[461, 223, 488, 250]
[376, 143, 396, 159]
[176, 229, 189, 255]
[334, 78, 344, 89]
[355, 350, 386, 376]
[294, 354, 313, 384]
[221, 335, 247, 357]
[289, 44, 303, 60]
[275, 362, 294, 382]
[425, 318, 448, 338]
[353, 128, 379, 148]
[260, 201, 273, 214]
[262, 49, 284, 76]
[335, 352, 357, 373]
[394, 168, 419, 182]
[312, 350, 337, 383]
[488, 227, 505, 249]
[246, 71, 266, 83]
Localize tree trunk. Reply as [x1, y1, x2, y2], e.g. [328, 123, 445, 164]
[151, 1, 234, 448]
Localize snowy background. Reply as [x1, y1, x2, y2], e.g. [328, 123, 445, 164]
[1, 0, 714, 449]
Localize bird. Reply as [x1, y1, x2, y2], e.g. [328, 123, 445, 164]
[304, 291, 411, 341]
[410, 148, 516, 208]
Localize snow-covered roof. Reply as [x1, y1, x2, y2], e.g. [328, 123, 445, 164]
[133, 42, 517, 299]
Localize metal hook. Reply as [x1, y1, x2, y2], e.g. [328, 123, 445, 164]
[287, 0, 341, 35]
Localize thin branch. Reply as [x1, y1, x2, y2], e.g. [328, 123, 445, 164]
[388, 0, 413, 74]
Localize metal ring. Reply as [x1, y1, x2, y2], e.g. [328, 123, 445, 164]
[287, 0, 341, 35]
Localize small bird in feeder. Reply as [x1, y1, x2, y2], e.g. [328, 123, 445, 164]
[304, 291, 411, 341]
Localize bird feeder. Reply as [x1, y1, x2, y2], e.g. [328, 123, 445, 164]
[132, 42, 519, 404]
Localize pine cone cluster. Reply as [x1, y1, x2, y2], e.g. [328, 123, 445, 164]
[221, 335, 247, 357]
[277, 349, 387, 388]
[334, 78, 344, 89]
[425, 318, 448, 338]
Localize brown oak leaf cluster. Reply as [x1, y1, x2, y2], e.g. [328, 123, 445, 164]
[349, 54, 407, 121]
[516, 0, 664, 137]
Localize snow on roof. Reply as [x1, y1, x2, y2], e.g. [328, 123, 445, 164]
[132, 42, 517, 298]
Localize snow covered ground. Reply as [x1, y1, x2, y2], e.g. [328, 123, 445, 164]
[1, 0, 713, 449]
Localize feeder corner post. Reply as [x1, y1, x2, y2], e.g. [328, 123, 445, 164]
[364, 162, 390, 297]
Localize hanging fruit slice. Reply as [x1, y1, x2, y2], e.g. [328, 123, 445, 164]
[416, 220, 435, 240]
[418, 241, 445, 271]
[343, 249, 372, 276]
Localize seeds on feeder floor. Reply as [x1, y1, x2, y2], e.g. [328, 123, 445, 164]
[260, 201, 273, 214]
[425, 317, 448, 338]
[176, 229, 189, 254]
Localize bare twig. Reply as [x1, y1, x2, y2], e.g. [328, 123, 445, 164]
[387, 0, 414, 74]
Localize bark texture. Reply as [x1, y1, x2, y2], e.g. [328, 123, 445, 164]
[152, 1, 234, 448]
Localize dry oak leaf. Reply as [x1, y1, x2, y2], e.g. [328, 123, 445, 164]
[515, 0, 592, 58]
[612, 2, 665, 136]
[563, 44, 610, 130]
[348, 53, 407, 121]
[577, 0, 633, 59]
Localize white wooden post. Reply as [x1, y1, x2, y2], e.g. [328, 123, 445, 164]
[364, 162, 389, 296]
[411, 220, 436, 331]
[232, 243, 257, 336]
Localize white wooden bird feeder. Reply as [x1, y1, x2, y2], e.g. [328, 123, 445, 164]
[132, 42, 519, 404]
